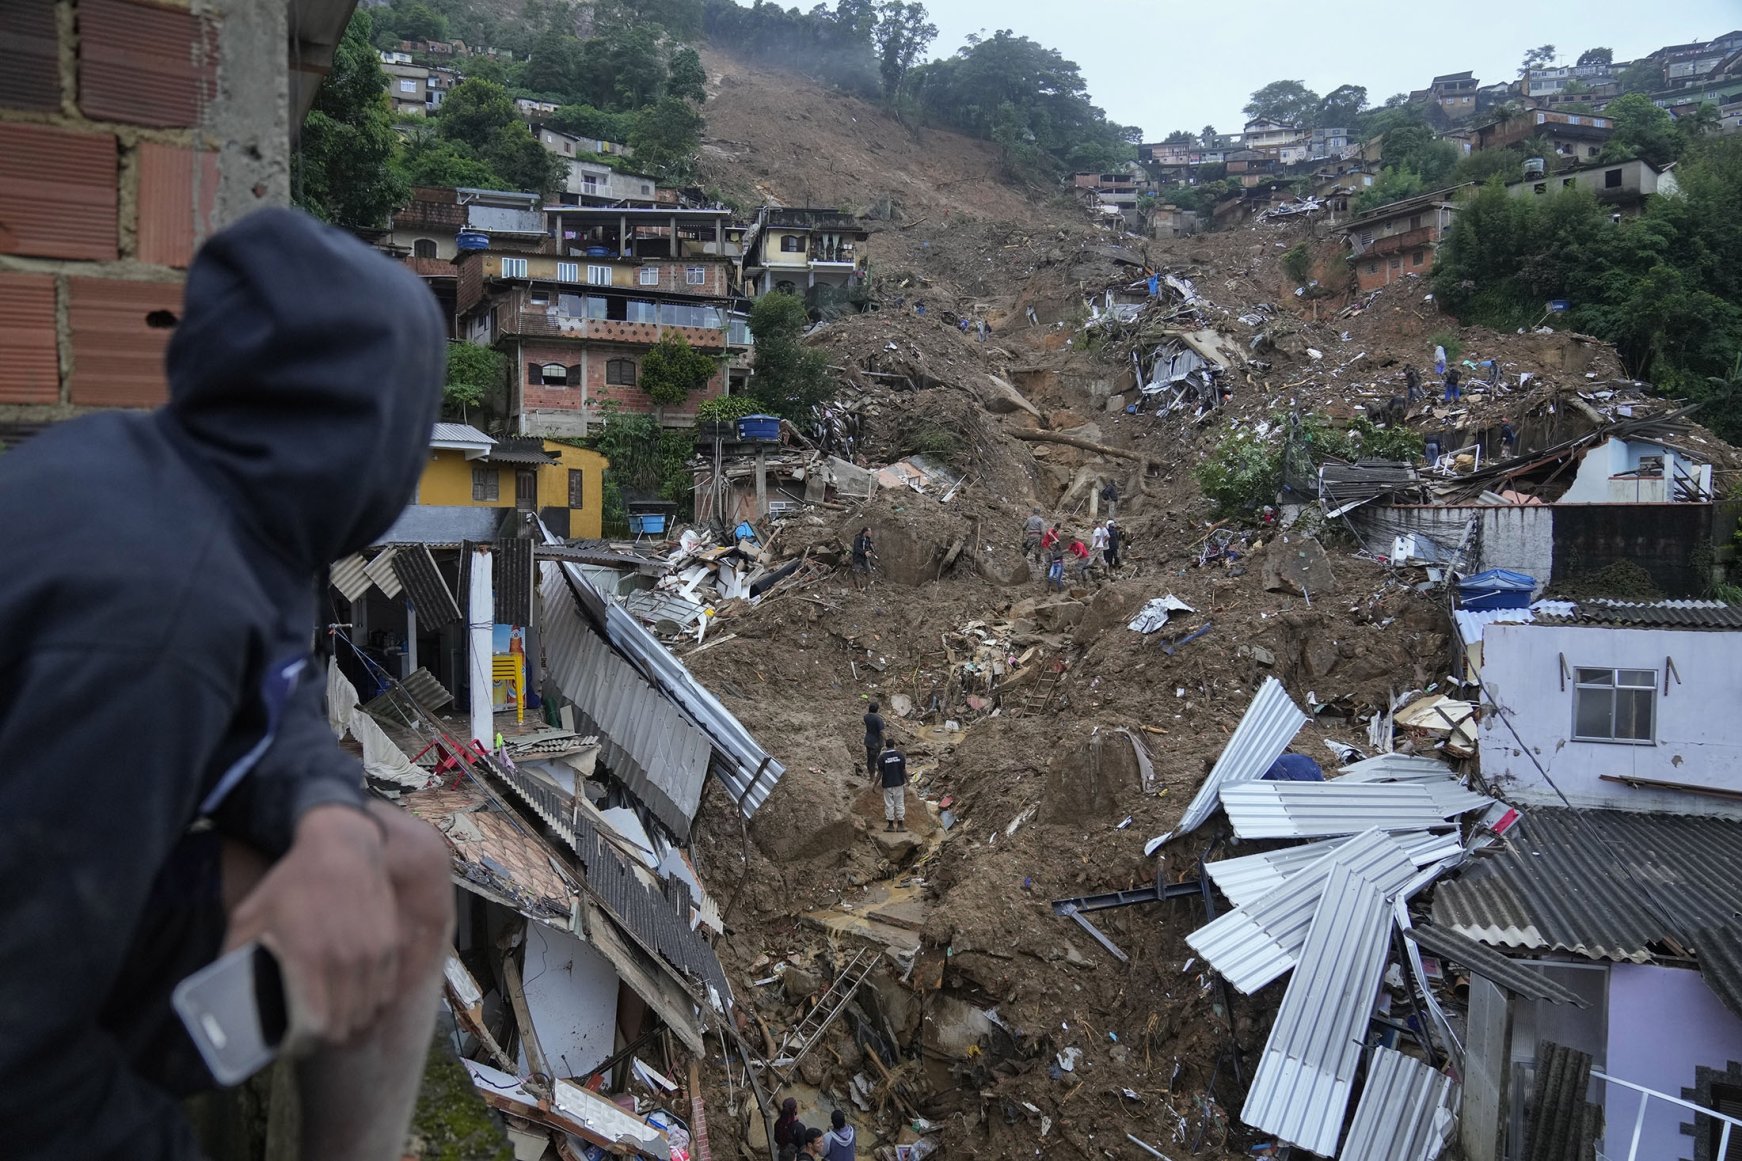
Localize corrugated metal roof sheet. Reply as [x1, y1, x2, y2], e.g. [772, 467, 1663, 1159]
[1404, 923, 1588, 1006]
[1432, 808, 1742, 963]
[538, 520, 786, 819]
[622, 589, 706, 630]
[1341, 1046, 1460, 1161]
[1538, 598, 1742, 630]
[1337, 754, 1459, 782]
[494, 537, 534, 626]
[79, 0, 217, 128]
[330, 553, 374, 602]
[1695, 919, 1742, 1021]
[0, 123, 117, 261]
[1221, 781, 1476, 840]
[66, 278, 180, 407]
[1205, 830, 1461, 909]
[1241, 863, 1394, 1156]
[393, 544, 462, 628]
[1146, 676, 1307, 853]
[364, 546, 404, 598]
[541, 569, 711, 842]
[431, 422, 494, 448]
[0, 273, 59, 405]
[485, 437, 557, 465]
[376, 505, 507, 546]
[1188, 829, 1415, 994]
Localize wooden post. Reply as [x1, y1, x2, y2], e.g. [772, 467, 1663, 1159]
[755, 446, 768, 518]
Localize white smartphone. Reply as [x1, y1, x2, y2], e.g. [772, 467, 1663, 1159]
[172, 941, 288, 1086]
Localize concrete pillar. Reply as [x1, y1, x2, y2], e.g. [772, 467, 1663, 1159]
[405, 601, 418, 678]
[754, 447, 767, 518]
[467, 545, 494, 747]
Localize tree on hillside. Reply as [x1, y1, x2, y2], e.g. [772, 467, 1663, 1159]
[873, 1, 936, 100]
[668, 46, 708, 103]
[1162, 129, 1195, 144]
[1318, 84, 1368, 128]
[431, 80, 565, 192]
[1200, 124, 1217, 145]
[748, 293, 834, 420]
[1683, 102, 1722, 139]
[1599, 92, 1682, 168]
[1243, 79, 1319, 128]
[641, 332, 718, 409]
[525, 31, 584, 97]
[396, 129, 505, 189]
[1577, 46, 1613, 67]
[372, 0, 447, 46]
[444, 342, 504, 418]
[1380, 124, 1458, 185]
[1518, 44, 1557, 75]
[550, 103, 639, 144]
[1615, 57, 1663, 96]
[630, 96, 705, 179]
[293, 10, 407, 227]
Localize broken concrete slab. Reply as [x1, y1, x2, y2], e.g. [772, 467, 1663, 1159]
[1262, 534, 1337, 598]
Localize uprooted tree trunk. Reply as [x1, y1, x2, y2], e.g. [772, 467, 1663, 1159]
[1010, 429, 1151, 464]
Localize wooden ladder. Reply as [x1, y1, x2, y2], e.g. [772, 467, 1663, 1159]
[1016, 656, 1068, 718]
[776, 948, 881, 1082]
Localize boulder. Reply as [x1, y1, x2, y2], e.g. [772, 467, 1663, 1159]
[1262, 534, 1337, 598]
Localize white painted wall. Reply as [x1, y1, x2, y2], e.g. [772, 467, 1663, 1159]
[1605, 964, 1742, 1160]
[1354, 504, 1554, 580]
[519, 924, 621, 1078]
[1560, 438, 1711, 504]
[1478, 622, 1742, 816]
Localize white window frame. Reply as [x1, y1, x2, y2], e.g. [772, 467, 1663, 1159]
[586, 264, 612, 286]
[686, 266, 707, 286]
[500, 257, 528, 279]
[555, 261, 578, 282]
[1572, 666, 1657, 745]
[398, 79, 417, 93]
[638, 266, 660, 286]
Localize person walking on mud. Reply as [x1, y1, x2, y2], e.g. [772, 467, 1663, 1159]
[877, 743, 908, 831]
[1104, 519, 1123, 571]
[862, 702, 885, 779]
[1023, 508, 1045, 561]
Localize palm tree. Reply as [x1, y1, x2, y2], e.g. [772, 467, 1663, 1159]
[1683, 101, 1722, 138]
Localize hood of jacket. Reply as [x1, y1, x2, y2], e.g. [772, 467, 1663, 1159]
[162, 207, 446, 572]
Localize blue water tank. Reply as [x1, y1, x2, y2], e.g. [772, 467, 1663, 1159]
[735, 414, 781, 443]
[455, 230, 489, 251]
[584, 245, 611, 258]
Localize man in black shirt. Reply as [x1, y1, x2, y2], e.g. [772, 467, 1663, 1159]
[850, 527, 875, 589]
[862, 702, 885, 778]
[1104, 520, 1122, 570]
[877, 745, 908, 831]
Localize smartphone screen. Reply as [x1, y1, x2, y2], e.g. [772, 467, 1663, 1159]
[172, 941, 287, 1086]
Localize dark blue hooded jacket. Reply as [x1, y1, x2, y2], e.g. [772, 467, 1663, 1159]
[0, 208, 444, 1159]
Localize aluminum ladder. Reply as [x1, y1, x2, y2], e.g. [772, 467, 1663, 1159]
[776, 948, 881, 1081]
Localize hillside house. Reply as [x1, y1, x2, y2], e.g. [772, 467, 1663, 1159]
[1338, 187, 1466, 292]
[380, 58, 452, 117]
[1507, 157, 1681, 215]
[1225, 149, 1278, 187]
[392, 422, 609, 541]
[1428, 71, 1480, 118]
[1650, 31, 1742, 90]
[1241, 118, 1300, 150]
[1307, 127, 1352, 159]
[740, 206, 868, 311]
[454, 206, 749, 436]
[1473, 110, 1614, 164]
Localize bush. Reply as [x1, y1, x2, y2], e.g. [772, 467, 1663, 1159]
[1196, 433, 1281, 516]
[1282, 243, 1314, 285]
[896, 418, 966, 467]
[1429, 329, 1464, 364]
[695, 394, 766, 423]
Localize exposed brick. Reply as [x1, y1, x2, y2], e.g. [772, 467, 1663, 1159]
[0, 124, 118, 261]
[67, 277, 184, 407]
[79, 0, 217, 128]
[135, 142, 218, 268]
[0, 0, 61, 111]
[0, 275, 61, 405]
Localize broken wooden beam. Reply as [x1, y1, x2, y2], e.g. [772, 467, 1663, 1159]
[1011, 430, 1148, 462]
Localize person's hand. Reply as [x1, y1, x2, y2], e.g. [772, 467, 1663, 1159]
[224, 804, 399, 1048]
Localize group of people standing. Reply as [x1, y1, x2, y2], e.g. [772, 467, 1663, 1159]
[774, 1100, 856, 1161]
[1024, 507, 1122, 591]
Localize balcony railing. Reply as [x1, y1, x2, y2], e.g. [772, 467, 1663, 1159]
[1592, 1069, 1742, 1161]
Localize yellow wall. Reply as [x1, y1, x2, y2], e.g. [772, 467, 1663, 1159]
[763, 231, 810, 268]
[414, 444, 610, 540]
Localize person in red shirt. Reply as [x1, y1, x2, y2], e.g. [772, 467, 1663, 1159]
[1040, 523, 1061, 554]
[1068, 534, 1092, 580]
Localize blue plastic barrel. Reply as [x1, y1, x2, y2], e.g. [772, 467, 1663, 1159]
[455, 230, 489, 251]
[735, 414, 781, 442]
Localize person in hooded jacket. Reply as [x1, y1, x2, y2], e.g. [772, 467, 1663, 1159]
[0, 208, 455, 1161]
[823, 1109, 857, 1161]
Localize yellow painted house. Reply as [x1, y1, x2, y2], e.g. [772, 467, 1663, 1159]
[416, 423, 609, 540]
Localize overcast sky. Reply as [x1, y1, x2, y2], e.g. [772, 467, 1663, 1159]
[916, 0, 1741, 139]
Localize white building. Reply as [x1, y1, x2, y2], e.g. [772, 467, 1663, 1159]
[1475, 601, 1742, 816]
[1557, 434, 1709, 503]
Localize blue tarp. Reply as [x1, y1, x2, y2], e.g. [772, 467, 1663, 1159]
[1262, 754, 1325, 782]
[1459, 568, 1537, 611]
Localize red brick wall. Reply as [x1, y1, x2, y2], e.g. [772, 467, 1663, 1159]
[518, 338, 725, 424]
[0, 0, 222, 412]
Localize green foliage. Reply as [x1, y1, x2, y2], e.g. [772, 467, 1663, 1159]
[629, 96, 705, 180]
[1317, 84, 1369, 129]
[896, 418, 966, 467]
[1598, 93, 1683, 168]
[702, 0, 884, 97]
[1433, 140, 1742, 435]
[1576, 46, 1613, 67]
[667, 46, 707, 103]
[1379, 124, 1459, 184]
[1196, 433, 1281, 516]
[747, 292, 836, 420]
[694, 394, 765, 423]
[906, 31, 1136, 180]
[396, 128, 504, 188]
[1281, 243, 1314, 285]
[1518, 44, 1557, 76]
[1615, 57, 1664, 96]
[1167, 177, 1240, 214]
[418, 79, 565, 192]
[1243, 79, 1318, 128]
[584, 406, 695, 523]
[293, 11, 408, 228]
[372, 0, 448, 45]
[1352, 167, 1424, 215]
[874, 2, 937, 100]
[548, 103, 639, 145]
[1162, 129, 1195, 145]
[1429, 330, 1464, 363]
[443, 342, 503, 415]
[640, 333, 718, 407]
